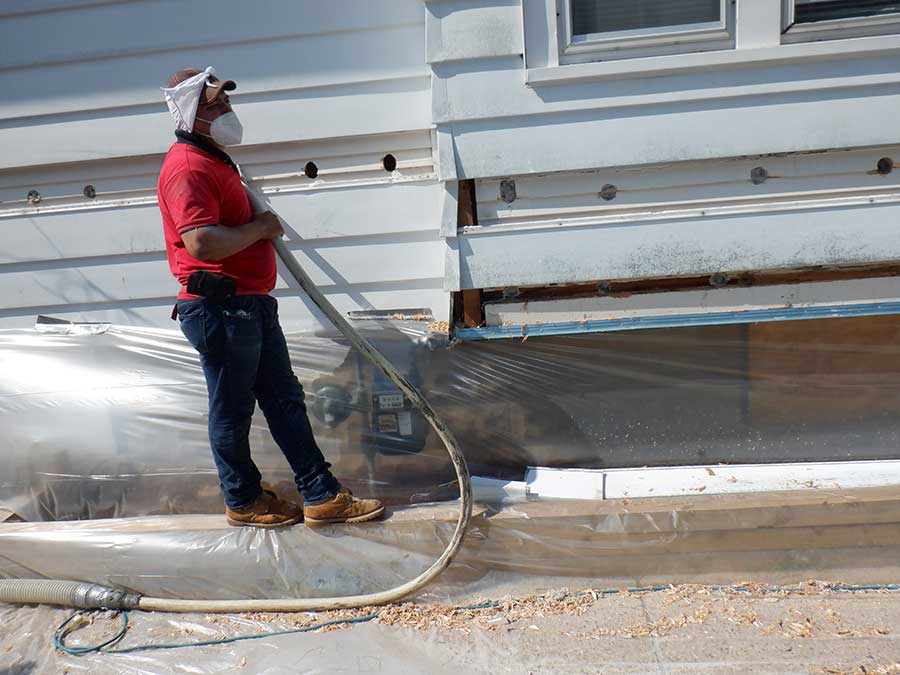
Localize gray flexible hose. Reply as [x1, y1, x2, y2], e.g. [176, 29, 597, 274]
[0, 182, 472, 614]
[0, 580, 140, 610]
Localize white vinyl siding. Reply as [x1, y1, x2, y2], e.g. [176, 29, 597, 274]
[0, 1, 453, 331]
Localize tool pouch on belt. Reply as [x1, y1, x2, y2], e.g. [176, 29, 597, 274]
[186, 271, 237, 304]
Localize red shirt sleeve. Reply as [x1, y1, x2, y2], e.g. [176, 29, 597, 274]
[162, 169, 220, 236]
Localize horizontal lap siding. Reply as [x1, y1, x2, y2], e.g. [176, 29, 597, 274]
[427, 0, 900, 176]
[2, 177, 444, 264]
[460, 201, 900, 289]
[426, 0, 900, 290]
[0, 1, 451, 330]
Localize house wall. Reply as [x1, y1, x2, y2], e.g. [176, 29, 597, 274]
[425, 0, 900, 291]
[0, 0, 453, 330]
[4, 1, 900, 328]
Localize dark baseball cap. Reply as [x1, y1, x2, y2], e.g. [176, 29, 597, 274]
[166, 68, 236, 102]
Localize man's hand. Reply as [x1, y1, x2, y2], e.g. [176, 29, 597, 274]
[252, 210, 284, 240]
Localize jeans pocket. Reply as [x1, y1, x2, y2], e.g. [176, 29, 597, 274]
[180, 315, 207, 353]
[178, 304, 208, 354]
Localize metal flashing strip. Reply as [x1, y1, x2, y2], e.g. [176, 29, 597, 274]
[454, 300, 900, 341]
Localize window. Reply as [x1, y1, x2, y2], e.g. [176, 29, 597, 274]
[524, 0, 900, 81]
[559, 0, 734, 63]
[571, 0, 721, 35]
[794, 0, 900, 23]
[784, 0, 900, 42]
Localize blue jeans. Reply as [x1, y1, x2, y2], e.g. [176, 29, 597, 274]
[177, 295, 340, 508]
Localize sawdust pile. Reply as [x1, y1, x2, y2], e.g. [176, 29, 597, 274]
[596, 605, 713, 638]
[239, 589, 596, 637]
[386, 313, 431, 322]
[815, 665, 900, 675]
[226, 580, 893, 642]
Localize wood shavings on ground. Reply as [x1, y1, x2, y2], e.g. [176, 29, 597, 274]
[721, 603, 761, 626]
[767, 615, 817, 639]
[428, 320, 450, 333]
[597, 606, 713, 638]
[834, 626, 892, 637]
[660, 583, 713, 606]
[235, 589, 595, 637]
[814, 665, 900, 675]
[218, 580, 896, 641]
[386, 313, 432, 322]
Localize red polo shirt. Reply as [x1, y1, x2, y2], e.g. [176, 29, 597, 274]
[157, 142, 276, 299]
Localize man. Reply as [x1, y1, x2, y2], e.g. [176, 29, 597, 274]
[157, 67, 383, 528]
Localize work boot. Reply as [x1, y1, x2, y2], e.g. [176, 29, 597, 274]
[225, 489, 303, 528]
[303, 487, 384, 526]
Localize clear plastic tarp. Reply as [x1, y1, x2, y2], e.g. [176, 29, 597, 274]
[4, 315, 900, 671]
[2, 314, 900, 591]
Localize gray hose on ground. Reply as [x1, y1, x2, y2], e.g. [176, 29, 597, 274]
[135, 184, 472, 613]
[0, 181, 472, 614]
[0, 580, 140, 610]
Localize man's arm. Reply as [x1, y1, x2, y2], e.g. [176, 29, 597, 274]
[182, 211, 284, 261]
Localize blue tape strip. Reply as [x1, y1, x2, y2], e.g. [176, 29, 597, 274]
[455, 301, 900, 341]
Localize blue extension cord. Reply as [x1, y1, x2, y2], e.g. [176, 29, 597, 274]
[53, 601, 500, 656]
[53, 584, 900, 656]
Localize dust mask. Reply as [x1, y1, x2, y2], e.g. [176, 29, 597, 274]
[203, 111, 244, 146]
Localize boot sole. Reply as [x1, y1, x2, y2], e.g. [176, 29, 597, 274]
[304, 505, 385, 526]
[226, 514, 303, 528]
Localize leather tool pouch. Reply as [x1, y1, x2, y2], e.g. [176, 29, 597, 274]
[186, 271, 237, 304]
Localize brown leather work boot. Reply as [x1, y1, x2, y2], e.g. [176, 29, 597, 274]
[303, 487, 384, 526]
[225, 489, 303, 528]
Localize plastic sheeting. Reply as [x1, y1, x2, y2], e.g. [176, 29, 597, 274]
[0, 322, 458, 522]
[3, 314, 900, 598]
[0, 604, 468, 675]
[6, 315, 900, 523]
[7, 570, 900, 674]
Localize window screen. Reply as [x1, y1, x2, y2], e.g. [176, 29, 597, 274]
[794, 0, 900, 23]
[571, 0, 721, 36]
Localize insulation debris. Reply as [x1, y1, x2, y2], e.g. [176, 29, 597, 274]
[814, 666, 900, 675]
[206, 580, 896, 640]
[386, 313, 431, 322]
[239, 588, 596, 637]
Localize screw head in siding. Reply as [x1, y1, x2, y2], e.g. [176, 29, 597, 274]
[83, 185, 96, 199]
[500, 179, 516, 204]
[27, 189, 41, 205]
[599, 184, 617, 201]
[750, 167, 768, 185]
[877, 157, 894, 175]
[709, 273, 729, 287]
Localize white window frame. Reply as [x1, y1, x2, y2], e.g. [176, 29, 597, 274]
[782, 0, 900, 43]
[523, 0, 900, 85]
[558, 0, 735, 64]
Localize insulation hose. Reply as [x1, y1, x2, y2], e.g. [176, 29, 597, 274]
[0, 580, 140, 611]
[0, 182, 472, 614]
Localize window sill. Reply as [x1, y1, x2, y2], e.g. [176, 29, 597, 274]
[526, 33, 900, 87]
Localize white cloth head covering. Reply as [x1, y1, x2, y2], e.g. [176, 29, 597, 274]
[161, 66, 216, 132]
